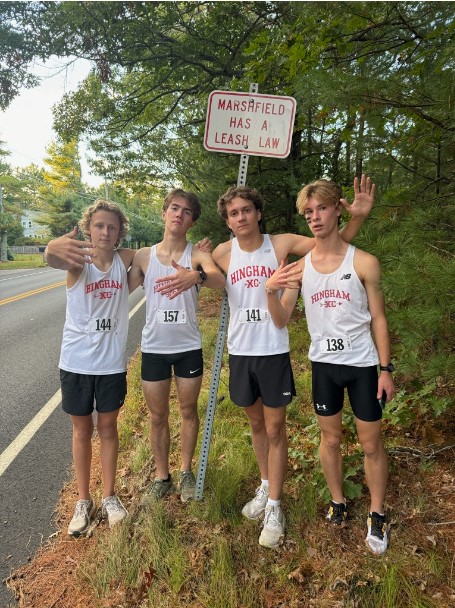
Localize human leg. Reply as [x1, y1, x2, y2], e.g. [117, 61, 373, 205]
[174, 374, 202, 501]
[174, 374, 202, 472]
[243, 398, 269, 481]
[262, 405, 287, 502]
[241, 399, 270, 519]
[70, 414, 94, 500]
[317, 412, 344, 504]
[355, 418, 388, 514]
[142, 378, 172, 480]
[68, 414, 96, 536]
[355, 406, 389, 554]
[258, 405, 287, 549]
[97, 409, 120, 498]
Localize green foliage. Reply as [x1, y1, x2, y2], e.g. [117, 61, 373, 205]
[38, 193, 85, 238]
[2, 1, 454, 403]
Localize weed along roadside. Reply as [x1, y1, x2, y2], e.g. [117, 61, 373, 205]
[6, 290, 455, 607]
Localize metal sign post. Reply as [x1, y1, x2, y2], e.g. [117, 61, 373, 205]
[195, 83, 258, 500]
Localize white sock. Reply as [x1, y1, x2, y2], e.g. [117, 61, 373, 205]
[261, 479, 269, 489]
[267, 498, 280, 508]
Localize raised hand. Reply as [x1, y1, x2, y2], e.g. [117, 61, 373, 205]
[339, 174, 375, 219]
[45, 226, 95, 270]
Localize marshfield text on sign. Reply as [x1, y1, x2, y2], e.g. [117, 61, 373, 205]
[204, 90, 296, 159]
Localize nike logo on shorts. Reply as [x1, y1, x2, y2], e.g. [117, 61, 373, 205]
[282, 391, 291, 396]
[190, 368, 201, 374]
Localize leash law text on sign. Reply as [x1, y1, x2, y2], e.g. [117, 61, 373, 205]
[204, 91, 296, 159]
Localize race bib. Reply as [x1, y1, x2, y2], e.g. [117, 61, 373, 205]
[156, 309, 186, 324]
[87, 317, 118, 332]
[238, 308, 271, 323]
[319, 336, 352, 353]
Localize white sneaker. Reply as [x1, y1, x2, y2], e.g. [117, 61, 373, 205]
[102, 495, 128, 528]
[68, 499, 96, 537]
[259, 504, 286, 548]
[365, 512, 388, 555]
[242, 484, 269, 520]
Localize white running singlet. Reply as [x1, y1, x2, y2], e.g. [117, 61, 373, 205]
[59, 251, 129, 374]
[225, 235, 289, 356]
[141, 243, 201, 354]
[302, 244, 379, 366]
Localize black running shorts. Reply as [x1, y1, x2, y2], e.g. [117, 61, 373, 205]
[141, 349, 203, 381]
[228, 352, 296, 408]
[60, 370, 127, 416]
[311, 361, 382, 421]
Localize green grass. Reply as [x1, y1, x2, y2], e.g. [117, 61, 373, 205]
[0, 253, 46, 269]
[70, 290, 455, 607]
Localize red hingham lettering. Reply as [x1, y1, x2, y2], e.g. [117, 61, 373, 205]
[86, 279, 123, 294]
[311, 289, 350, 304]
[230, 265, 274, 285]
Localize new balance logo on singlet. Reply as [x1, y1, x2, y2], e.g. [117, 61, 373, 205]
[340, 274, 351, 280]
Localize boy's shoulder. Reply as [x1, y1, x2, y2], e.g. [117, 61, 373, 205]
[212, 239, 232, 271]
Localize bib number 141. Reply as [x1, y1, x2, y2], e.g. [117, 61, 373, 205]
[239, 308, 270, 323]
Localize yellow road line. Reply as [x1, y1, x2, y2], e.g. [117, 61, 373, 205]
[0, 280, 66, 306]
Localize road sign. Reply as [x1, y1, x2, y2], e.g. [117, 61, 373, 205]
[204, 90, 296, 158]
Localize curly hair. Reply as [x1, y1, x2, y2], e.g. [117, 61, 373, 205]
[216, 185, 264, 220]
[79, 199, 129, 248]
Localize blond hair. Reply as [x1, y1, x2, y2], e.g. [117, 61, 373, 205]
[296, 180, 343, 214]
[79, 199, 129, 248]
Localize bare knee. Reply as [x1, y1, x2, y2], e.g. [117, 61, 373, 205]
[97, 420, 118, 441]
[320, 429, 342, 451]
[73, 424, 93, 442]
[150, 409, 169, 429]
[180, 402, 198, 424]
[266, 422, 286, 446]
[361, 437, 384, 459]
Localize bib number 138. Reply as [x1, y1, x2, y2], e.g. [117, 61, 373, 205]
[320, 336, 352, 353]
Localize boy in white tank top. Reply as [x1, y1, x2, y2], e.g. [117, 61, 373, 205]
[128, 189, 225, 502]
[213, 179, 374, 549]
[265, 177, 395, 555]
[45, 199, 136, 537]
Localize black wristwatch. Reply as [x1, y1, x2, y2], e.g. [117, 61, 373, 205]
[197, 267, 207, 284]
[379, 363, 394, 373]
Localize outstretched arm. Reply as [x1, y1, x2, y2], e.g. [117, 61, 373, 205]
[338, 174, 375, 243]
[44, 227, 95, 270]
[127, 249, 146, 293]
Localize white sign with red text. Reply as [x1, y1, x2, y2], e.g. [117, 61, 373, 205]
[204, 90, 296, 159]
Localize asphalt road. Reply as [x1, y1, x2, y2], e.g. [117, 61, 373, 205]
[0, 268, 146, 607]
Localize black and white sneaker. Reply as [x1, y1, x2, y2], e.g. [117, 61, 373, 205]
[325, 500, 348, 527]
[366, 512, 388, 555]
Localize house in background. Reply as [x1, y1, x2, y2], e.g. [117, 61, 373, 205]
[20, 210, 49, 239]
